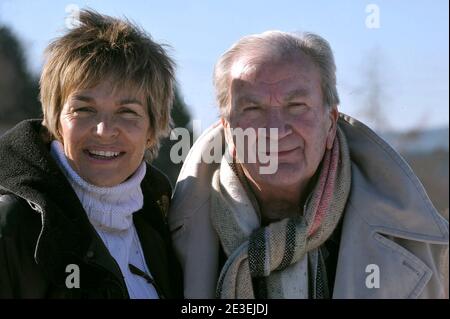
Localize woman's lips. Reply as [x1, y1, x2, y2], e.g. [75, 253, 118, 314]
[84, 150, 125, 162]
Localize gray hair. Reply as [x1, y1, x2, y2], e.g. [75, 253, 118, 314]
[213, 30, 340, 118]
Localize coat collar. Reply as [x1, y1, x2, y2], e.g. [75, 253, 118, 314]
[338, 114, 448, 244]
[0, 120, 172, 297]
[332, 114, 448, 298]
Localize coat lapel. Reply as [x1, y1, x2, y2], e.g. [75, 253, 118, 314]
[133, 177, 173, 298]
[332, 202, 434, 298]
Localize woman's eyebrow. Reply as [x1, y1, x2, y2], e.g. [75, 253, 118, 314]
[119, 98, 144, 106]
[69, 95, 144, 107]
[71, 94, 95, 103]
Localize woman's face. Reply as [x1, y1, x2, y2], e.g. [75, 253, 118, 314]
[58, 80, 152, 187]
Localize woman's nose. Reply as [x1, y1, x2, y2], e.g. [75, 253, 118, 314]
[94, 116, 119, 138]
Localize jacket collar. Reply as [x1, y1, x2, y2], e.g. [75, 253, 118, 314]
[0, 120, 171, 296]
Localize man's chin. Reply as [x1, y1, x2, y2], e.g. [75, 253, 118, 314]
[256, 170, 304, 188]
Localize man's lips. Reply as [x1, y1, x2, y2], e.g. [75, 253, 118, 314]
[259, 146, 302, 156]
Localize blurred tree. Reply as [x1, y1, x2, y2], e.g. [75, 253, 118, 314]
[0, 25, 41, 126]
[152, 88, 192, 187]
[356, 47, 391, 132]
[353, 47, 448, 221]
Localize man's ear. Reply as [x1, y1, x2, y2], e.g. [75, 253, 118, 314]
[221, 117, 236, 158]
[326, 106, 339, 150]
[220, 117, 228, 129]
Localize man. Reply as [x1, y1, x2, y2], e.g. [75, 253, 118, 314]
[168, 31, 448, 298]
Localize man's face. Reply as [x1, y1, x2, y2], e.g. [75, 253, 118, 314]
[223, 52, 338, 190]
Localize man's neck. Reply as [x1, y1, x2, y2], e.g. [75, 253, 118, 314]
[247, 179, 307, 225]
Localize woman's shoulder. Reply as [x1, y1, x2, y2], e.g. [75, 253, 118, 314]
[0, 193, 41, 240]
[145, 164, 172, 197]
[142, 164, 172, 218]
[0, 194, 30, 232]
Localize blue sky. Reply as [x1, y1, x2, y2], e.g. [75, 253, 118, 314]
[0, 0, 448, 132]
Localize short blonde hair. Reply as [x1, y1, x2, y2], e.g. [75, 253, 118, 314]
[40, 9, 175, 160]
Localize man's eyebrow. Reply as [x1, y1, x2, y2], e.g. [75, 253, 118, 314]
[284, 89, 310, 101]
[235, 95, 261, 107]
[119, 98, 144, 106]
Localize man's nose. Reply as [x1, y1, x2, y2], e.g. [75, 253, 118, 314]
[266, 109, 292, 139]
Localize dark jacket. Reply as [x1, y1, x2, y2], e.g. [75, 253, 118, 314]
[0, 120, 183, 298]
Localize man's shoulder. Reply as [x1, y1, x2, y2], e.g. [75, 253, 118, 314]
[169, 123, 223, 220]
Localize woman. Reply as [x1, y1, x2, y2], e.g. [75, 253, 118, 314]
[0, 10, 182, 298]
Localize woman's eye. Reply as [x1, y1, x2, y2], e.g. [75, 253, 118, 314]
[118, 108, 140, 117]
[121, 109, 137, 114]
[73, 107, 95, 114]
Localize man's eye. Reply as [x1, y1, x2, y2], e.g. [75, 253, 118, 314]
[288, 104, 307, 114]
[120, 109, 137, 114]
[243, 106, 261, 112]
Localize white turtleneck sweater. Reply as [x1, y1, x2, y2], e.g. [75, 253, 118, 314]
[50, 141, 159, 299]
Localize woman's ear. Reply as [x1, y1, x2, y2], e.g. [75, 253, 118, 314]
[326, 106, 339, 150]
[56, 121, 63, 143]
[145, 128, 154, 148]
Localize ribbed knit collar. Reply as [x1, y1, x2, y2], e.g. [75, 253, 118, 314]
[50, 140, 146, 232]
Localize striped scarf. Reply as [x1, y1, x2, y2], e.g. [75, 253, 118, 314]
[211, 127, 351, 298]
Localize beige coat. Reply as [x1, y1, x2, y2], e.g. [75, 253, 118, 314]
[168, 114, 449, 299]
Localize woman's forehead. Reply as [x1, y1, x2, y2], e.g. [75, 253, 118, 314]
[67, 78, 146, 101]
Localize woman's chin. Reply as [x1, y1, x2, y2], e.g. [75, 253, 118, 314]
[82, 173, 125, 187]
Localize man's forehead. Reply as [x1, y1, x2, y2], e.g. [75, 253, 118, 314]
[232, 75, 308, 95]
[230, 53, 316, 85]
[230, 62, 317, 97]
[230, 57, 258, 80]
